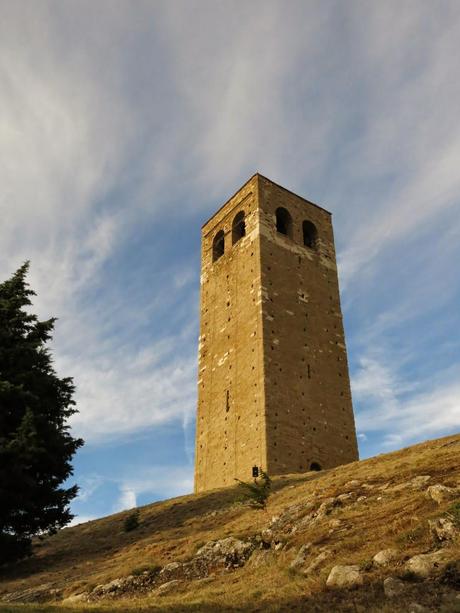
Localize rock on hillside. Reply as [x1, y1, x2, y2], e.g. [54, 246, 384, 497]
[0, 434, 459, 612]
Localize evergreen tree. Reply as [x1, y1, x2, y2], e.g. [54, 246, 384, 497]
[0, 262, 83, 564]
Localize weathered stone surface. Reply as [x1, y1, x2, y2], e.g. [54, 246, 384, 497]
[426, 484, 457, 505]
[195, 537, 254, 568]
[344, 480, 360, 488]
[406, 551, 448, 577]
[326, 565, 363, 588]
[92, 578, 128, 596]
[289, 543, 311, 569]
[337, 493, 354, 503]
[373, 548, 399, 566]
[194, 175, 358, 492]
[410, 475, 431, 489]
[155, 580, 183, 596]
[1, 584, 59, 604]
[429, 517, 458, 542]
[383, 577, 407, 598]
[159, 562, 181, 575]
[62, 593, 89, 604]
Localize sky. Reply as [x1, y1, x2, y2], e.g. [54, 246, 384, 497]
[1, 0, 460, 524]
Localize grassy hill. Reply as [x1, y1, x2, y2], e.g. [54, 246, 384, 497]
[0, 434, 459, 612]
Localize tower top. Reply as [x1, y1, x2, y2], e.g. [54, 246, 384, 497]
[202, 173, 331, 231]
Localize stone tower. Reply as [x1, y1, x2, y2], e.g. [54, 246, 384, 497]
[194, 174, 358, 493]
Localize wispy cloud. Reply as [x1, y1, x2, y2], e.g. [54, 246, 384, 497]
[353, 354, 460, 448]
[115, 486, 137, 513]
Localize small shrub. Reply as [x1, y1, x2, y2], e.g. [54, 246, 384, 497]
[439, 561, 460, 589]
[446, 501, 460, 527]
[396, 524, 425, 545]
[235, 470, 272, 510]
[123, 510, 140, 532]
[398, 570, 421, 582]
[359, 558, 374, 572]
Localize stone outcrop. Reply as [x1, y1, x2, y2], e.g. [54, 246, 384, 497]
[373, 548, 399, 566]
[425, 484, 457, 505]
[429, 517, 458, 543]
[383, 576, 407, 598]
[406, 551, 449, 578]
[326, 565, 363, 589]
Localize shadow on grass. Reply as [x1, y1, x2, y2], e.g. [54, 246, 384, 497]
[0, 469, 326, 586]
[1, 579, 453, 613]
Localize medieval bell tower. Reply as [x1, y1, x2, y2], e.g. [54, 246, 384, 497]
[194, 174, 358, 492]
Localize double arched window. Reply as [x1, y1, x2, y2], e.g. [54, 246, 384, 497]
[211, 211, 246, 262]
[275, 208, 318, 251]
[212, 208, 318, 262]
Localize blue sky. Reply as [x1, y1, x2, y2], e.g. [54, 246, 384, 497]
[1, 1, 460, 524]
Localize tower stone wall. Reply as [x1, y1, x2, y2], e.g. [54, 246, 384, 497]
[194, 174, 358, 493]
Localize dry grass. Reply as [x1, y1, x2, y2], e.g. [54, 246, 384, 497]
[0, 433, 459, 612]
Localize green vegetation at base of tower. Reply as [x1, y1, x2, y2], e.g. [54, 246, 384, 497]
[235, 470, 272, 509]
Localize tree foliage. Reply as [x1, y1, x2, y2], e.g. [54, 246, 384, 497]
[235, 470, 272, 509]
[0, 262, 83, 564]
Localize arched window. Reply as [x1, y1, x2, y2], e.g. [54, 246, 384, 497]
[275, 207, 292, 238]
[303, 220, 317, 249]
[212, 230, 225, 262]
[232, 211, 246, 245]
[310, 462, 322, 471]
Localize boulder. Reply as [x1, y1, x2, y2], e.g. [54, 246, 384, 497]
[337, 493, 354, 503]
[344, 480, 360, 488]
[160, 562, 181, 575]
[373, 548, 399, 566]
[316, 497, 340, 520]
[383, 576, 407, 598]
[260, 528, 274, 545]
[410, 475, 431, 489]
[92, 578, 126, 596]
[195, 537, 254, 568]
[426, 484, 457, 505]
[406, 550, 448, 578]
[429, 517, 458, 542]
[326, 565, 363, 588]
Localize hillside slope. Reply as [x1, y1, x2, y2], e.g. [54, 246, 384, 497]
[0, 434, 459, 612]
